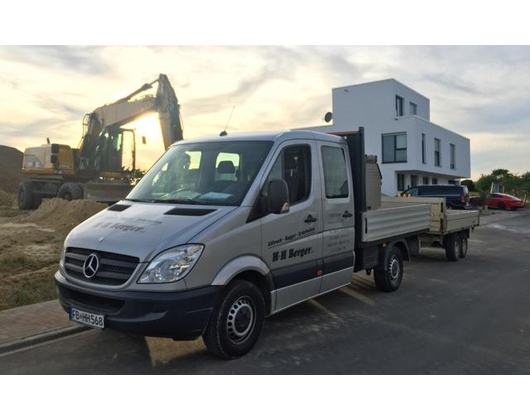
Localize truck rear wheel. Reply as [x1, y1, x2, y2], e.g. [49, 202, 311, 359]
[459, 235, 468, 258]
[203, 279, 265, 359]
[58, 183, 84, 201]
[18, 181, 41, 210]
[444, 233, 461, 261]
[374, 247, 403, 292]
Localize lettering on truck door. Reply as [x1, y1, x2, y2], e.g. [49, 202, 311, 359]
[318, 142, 355, 293]
[260, 141, 324, 311]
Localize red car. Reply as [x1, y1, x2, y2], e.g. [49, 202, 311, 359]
[487, 193, 525, 210]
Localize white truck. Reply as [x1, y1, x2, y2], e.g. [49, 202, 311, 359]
[55, 128, 476, 358]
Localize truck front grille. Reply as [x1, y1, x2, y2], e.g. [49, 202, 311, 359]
[64, 247, 140, 286]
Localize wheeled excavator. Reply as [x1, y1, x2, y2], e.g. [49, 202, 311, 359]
[18, 74, 183, 209]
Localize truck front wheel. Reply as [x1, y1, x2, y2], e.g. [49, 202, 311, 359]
[374, 247, 403, 292]
[203, 279, 265, 359]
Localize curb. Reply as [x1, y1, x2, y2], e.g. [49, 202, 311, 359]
[0, 324, 89, 355]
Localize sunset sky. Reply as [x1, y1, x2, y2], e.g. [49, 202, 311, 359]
[0, 45, 529, 179]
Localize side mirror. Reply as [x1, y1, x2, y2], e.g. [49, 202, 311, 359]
[50, 154, 58, 164]
[142, 136, 147, 145]
[266, 179, 290, 214]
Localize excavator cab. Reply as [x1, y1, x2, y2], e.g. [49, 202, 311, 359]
[87, 127, 136, 176]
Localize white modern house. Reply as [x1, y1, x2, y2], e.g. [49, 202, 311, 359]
[299, 79, 471, 196]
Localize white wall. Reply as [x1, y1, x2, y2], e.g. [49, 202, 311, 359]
[297, 79, 470, 196]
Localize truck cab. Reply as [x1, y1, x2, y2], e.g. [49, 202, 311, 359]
[56, 129, 428, 358]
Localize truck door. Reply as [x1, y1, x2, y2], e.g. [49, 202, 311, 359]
[318, 142, 355, 293]
[260, 140, 323, 312]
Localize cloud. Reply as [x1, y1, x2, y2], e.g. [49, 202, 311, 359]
[0, 46, 110, 75]
[1, 45, 529, 177]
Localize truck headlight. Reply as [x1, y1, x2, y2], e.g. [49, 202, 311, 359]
[59, 245, 66, 269]
[138, 244, 204, 284]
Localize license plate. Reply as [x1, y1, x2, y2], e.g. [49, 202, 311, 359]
[69, 307, 105, 329]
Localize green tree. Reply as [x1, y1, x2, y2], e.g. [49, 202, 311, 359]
[476, 168, 530, 196]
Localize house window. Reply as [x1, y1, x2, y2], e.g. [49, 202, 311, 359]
[422, 176, 429, 185]
[411, 175, 418, 187]
[397, 174, 405, 191]
[450, 143, 456, 169]
[395, 96, 404, 117]
[434, 138, 441, 167]
[421, 133, 426, 164]
[410, 102, 417, 115]
[382, 133, 407, 163]
[432, 177, 438, 185]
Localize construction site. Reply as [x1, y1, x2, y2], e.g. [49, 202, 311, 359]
[0, 74, 183, 310]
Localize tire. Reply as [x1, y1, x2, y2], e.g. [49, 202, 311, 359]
[459, 235, 468, 258]
[498, 202, 506, 210]
[374, 247, 404, 292]
[203, 279, 265, 359]
[57, 183, 84, 201]
[18, 181, 41, 210]
[444, 233, 461, 261]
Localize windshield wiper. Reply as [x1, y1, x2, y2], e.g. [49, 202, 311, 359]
[126, 197, 207, 205]
[152, 198, 206, 205]
[126, 198, 156, 203]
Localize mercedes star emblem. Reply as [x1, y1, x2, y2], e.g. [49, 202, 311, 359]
[83, 254, 100, 278]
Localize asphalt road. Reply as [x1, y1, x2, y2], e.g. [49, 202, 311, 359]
[1, 210, 530, 374]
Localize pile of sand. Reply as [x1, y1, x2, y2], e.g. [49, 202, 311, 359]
[0, 190, 16, 208]
[22, 198, 107, 231]
[0, 145, 23, 193]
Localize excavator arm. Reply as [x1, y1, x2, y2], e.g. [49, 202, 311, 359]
[78, 74, 183, 171]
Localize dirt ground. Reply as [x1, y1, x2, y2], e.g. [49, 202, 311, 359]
[0, 145, 23, 193]
[0, 195, 106, 310]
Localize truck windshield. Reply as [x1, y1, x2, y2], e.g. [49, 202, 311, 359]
[127, 140, 273, 206]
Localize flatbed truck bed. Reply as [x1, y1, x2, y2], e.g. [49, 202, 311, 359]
[382, 196, 480, 261]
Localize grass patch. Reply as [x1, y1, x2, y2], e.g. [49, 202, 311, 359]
[0, 266, 58, 311]
[0, 253, 47, 275]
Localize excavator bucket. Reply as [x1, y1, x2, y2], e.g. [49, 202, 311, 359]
[84, 182, 132, 203]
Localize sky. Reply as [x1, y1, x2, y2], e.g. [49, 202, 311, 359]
[0, 45, 529, 179]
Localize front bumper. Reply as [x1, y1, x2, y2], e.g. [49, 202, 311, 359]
[55, 271, 221, 340]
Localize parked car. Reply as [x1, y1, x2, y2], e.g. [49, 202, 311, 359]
[400, 185, 470, 209]
[487, 193, 524, 210]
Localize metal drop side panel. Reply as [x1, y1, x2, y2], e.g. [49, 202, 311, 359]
[380, 197, 480, 235]
[361, 204, 431, 243]
[444, 210, 480, 234]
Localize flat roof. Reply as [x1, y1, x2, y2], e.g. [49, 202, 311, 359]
[333, 78, 430, 101]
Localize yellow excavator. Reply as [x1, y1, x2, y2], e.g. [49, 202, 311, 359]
[18, 74, 183, 209]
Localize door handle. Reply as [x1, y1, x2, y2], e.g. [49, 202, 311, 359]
[304, 215, 318, 223]
[342, 211, 353, 218]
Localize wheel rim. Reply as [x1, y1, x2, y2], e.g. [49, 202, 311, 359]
[18, 189, 25, 204]
[388, 256, 400, 283]
[226, 296, 255, 344]
[454, 239, 460, 256]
